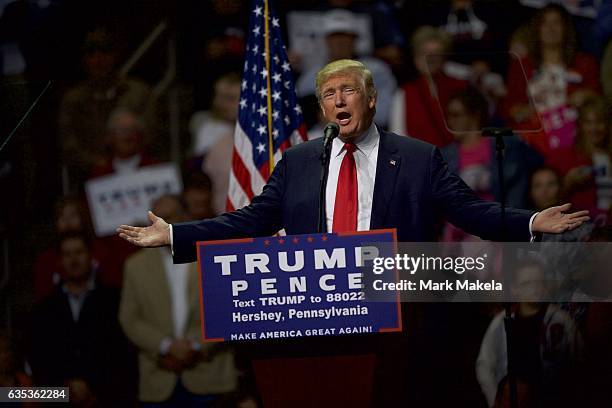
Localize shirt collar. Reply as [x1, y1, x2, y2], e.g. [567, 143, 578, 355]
[61, 270, 96, 298]
[331, 122, 380, 159]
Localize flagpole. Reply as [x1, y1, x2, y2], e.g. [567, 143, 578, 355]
[263, 0, 275, 172]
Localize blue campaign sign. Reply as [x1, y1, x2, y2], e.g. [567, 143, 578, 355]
[197, 229, 401, 342]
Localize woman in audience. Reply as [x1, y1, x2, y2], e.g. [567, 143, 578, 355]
[503, 4, 600, 157]
[529, 167, 562, 212]
[548, 97, 611, 213]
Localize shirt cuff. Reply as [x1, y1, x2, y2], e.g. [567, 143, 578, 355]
[529, 212, 539, 242]
[169, 224, 174, 256]
[159, 337, 173, 355]
[190, 340, 202, 351]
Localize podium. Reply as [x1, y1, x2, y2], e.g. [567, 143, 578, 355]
[196, 230, 401, 406]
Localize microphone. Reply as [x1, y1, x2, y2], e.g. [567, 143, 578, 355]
[318, 122, 340, 232]
[323, 122, 340, 149]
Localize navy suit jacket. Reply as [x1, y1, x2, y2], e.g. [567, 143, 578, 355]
[173, 130, 534, 263]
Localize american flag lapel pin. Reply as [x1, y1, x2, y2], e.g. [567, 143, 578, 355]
[389, 159, 396, 166]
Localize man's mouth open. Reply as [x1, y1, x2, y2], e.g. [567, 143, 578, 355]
[336, 112, 351, 126]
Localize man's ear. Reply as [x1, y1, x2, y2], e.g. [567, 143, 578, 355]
[368, 95, 377, 109]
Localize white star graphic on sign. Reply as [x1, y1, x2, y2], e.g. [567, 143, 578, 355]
[272, 111, 279, 120]
[272, 17, 280, 27]
[258, 87, 267, 98]
[260, 68, 268, 78]
[262, 52, 266, 59]
[253, 25, 261, 36]
[252, 83, 256, 93]
[256, 143, 266, 153]
[282, 62, 290, 72]
[258, 106, 267, 116]
[272, 73, 281, 83]
[252, 65, 257, 74]
[244, 61, 248, 70]
[252, 45, 259, 54]
[284, 81, 291, 89]
[239, 99, 247, 109]
[254, 6, 262, 16]
[273, 55, 280, 63]
[294, 105, 302, 114]
[241, 80, 247, 90]
[273, 128, 279, 138]
[284, 100, 289, 107]
[284, 115, 290, 125]
[252, 103, 256, 112]
[257, 125, 266, 135]
[272, 91, 281, 101]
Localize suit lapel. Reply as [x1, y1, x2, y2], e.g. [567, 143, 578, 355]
[370, 130, 401, 230]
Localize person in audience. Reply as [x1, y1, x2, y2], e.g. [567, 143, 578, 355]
[390, 26, 467, 146]
[442, 88, 542, 207]
[287, 0, 405, 76]
[190, 73, 241, 157]
[29, 231, 135, 406]
[529, 167, 562, 211]
[440, 88, 541, 241]
[120, 194, 237, 407]
[296, 8, 397, 128]
[548, 97, 611, 213]
[87, 107, 161, 287]
[188, 74, 240, 215]
[32, 197, 110, 302]
[59, 27, 157, 192]
[503, 4, 600, 156]
[90, 107, 159, 179]
[476, 256, 583, 407]
[183, 172, 215, 220]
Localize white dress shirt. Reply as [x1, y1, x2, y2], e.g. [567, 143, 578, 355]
[161, 248, 190, 338]
[325, 123, 380, 232]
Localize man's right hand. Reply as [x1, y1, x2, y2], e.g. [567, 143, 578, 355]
[116, 211, 171, 247]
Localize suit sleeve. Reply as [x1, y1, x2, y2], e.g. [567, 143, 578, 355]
[172, 152, 287, 263]
[119, 259, 169, 359]
[429, 147, 534, 241]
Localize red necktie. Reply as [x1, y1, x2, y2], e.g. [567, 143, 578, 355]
[333, 143, 358, 232]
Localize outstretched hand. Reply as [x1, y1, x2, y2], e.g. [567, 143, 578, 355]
[532, 203, 590, 234]
[117, 211, 171, 248]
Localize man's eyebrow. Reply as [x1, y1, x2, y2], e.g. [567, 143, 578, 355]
[322, 83, 355, 93]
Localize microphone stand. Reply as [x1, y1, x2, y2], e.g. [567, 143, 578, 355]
[318, 138, 334, 233]
[482, 127, 517, 408]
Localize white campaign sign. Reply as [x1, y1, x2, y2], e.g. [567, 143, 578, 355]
[85, 163, 182, 237]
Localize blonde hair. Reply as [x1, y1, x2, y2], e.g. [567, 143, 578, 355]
[576, 96, 611, 155]
[315, 59, 377, 102]
[410, 26, 451, 54]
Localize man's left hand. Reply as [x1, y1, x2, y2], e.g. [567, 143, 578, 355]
[532, 203, 590, 234]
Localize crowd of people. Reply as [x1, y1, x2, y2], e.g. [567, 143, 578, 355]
[2, 0, 612, 406]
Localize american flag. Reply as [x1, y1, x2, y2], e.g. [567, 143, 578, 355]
[226, 0, 308, 211]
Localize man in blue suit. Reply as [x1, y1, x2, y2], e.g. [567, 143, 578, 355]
[117, 59, 588, 261]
